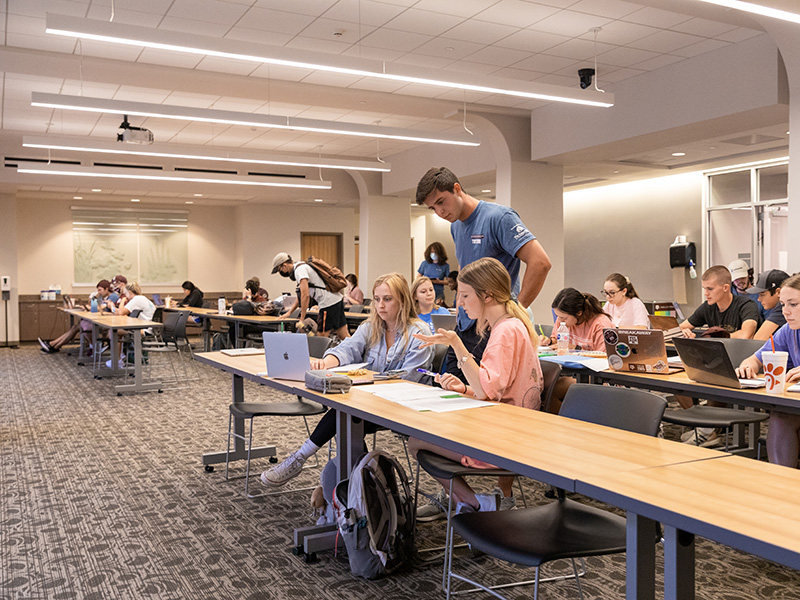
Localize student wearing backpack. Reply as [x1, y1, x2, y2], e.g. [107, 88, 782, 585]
[271, 252, 349, 340]
[261, 272, 433, 486]
[408, 257, 543, 515]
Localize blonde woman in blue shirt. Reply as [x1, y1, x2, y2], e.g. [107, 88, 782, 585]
[261, 272, 433, 486]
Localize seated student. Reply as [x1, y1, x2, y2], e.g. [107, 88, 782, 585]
[729, 259, 756, 298]
[343, 273, 364, 307]
[110, 275, 128, 310]
[679, 265, 760, 339]
[177, 280, 204, 307]
[602, 273, 650, 328]
[39, 279, 118, 353]
[749, 269, 790, 340]
[440, 270, 459, 308]
[411, 276, 450, 330]
[737, 274, 800, 467]
[260, 272, 433, 486]
[407, 257, 543, 515]
[243, 277, 267, 303]
[107, 282, 156, 368]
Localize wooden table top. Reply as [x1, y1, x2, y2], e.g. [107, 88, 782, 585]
[577, 454, 800, 569]
[62, 308, 160, 329]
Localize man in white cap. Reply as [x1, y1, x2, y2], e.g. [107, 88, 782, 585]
[728, 259, 754, 296]
[271, 252, 349, 340]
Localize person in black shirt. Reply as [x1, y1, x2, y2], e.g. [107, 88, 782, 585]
[679, 265, 759, 339]
[178, 280, 204, 308]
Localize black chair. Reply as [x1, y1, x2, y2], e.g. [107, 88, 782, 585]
[414, 361, 562, 585]
[444, 384, 667, 600]
[662, 404, 768, 451]
[431, 344, 448, 373]
[224, 335, 331, 498]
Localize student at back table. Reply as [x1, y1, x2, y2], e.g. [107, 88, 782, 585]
[601, 273, 650, 328]
[748, 269, 790, 341]
[679, 265, 760, 339]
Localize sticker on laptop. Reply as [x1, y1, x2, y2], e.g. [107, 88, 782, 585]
[615, 343, 631, 357]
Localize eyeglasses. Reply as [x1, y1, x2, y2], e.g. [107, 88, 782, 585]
[601, 289, 622, 298]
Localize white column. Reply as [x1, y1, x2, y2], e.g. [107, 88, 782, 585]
[359, 195, 412, 291]
[0, 194, 19, 345]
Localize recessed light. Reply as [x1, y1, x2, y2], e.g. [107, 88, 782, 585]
[193, 193, 202, 197]
[73, 196, 83, 199]
[92, 188, 101, 192]
[185, 201, 194, 204]
[612, 170, 620, 174]
[481, 189, 492, 193]
[314, 198, 323, 202]
[131, 198, 140, 202]
[671, 152, 686, 157]
[445, 47, 455, 51]
[787, 131, 791, 135]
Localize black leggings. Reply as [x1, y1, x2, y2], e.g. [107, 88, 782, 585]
[309, 409, 381, 448]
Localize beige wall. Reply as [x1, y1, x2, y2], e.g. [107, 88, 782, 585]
[563, 172, 704, 318]
[0, 194, 19, 344]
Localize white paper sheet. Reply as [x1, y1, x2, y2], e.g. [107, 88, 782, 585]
[329, 362, 368, 372]
[357, 382, 493, 412]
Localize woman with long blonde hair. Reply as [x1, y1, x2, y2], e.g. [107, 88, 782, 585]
[409, 257, 543, 515]
[261, 272, 433, 487]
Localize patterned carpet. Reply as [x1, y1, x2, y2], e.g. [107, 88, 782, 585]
[2, 344, 800, 599]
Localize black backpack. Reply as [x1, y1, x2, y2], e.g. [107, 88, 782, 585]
[334, 450, 416, 579]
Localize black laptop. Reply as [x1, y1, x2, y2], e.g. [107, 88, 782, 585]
[672, 337, 764, 389]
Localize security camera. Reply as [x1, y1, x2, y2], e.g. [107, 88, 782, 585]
[578, 68, 595, 90]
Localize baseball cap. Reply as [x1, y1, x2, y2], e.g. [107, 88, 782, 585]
[271, 252, 291, 274]
[727, 259, 749, 280]
[111, 274, 128, 285]
[746, 269, 789, 294]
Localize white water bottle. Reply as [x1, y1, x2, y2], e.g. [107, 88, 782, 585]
[556, 322, 570, 356]
[218, 296, 226, 315]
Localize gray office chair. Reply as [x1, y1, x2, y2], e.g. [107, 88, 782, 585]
[443, 384, 666, 600]
[431, 344, 448, 373]
[224, 335, 332, 498]
[347, 304, 364, 313]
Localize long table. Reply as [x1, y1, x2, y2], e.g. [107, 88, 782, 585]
[193, 350, 800, 598]
[63, 309, 163, 395]
[164, 306, 298, 350]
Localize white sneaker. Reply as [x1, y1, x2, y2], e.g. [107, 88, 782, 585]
[493, 488, 516, 511]
[475, 492, 500, 512]
[416, 488, 450, 522]
[260, 452, 306, 486]
[105, 358, 126, 369]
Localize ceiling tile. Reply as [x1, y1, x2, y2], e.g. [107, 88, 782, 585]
[159, 16, 234, 37]
[411, 37, 484, 60]
[630, 53, 686, 72]
[248, 64, 314, 82]
[193, 56, 262, 76]
[597, 66, 644, 83]
[393, 53, 454, 69]
[569, 0, 641, 19]
[669, 17, 739, 38]
[595, 20, 658, 45]
[224, 26, 293, 46]
[319, 0, 407, 27]
[411, 0, 498, 18]
[446, 60, 506, 75]
[463, 45, 531, 67]
[490, 66, 544, 81]
[299, 71, 365, 87]
[495, 28, 569, 53]
[167, 0, 249, 26]
[513, 53, 578, 73]
[84, 7, 163, 27]
[286, 36, 353, 54]
[598, 46, 660, 68]
[383, 9, 464, 36]
[441, 19, 518, 45]
[672, 38, 729, 58]
[360, 27, 431, 52]
[294, 17, 376, 44]
[546, 38, 616, 61]
[114, 87, 172, 103]
[529, 10, 612, 38]
[230, 7, 315, 35]
[476, 0, 560, 27]
[346, 78, 409, 93]
[628, 30, 706, 54]
[622, 6, 692, 28]
[531, 72, 579, 87]
[8, 0, 87, 18]
[715, 28, 764, 44]
[136, 48, 202, 69]
[256, 0, 339, 17]
[210, 98, 270, 112]
[162, 91, 220, 108]
[340, 45, 404, 61]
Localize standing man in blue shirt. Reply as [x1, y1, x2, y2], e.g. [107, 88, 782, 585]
[415, 167, 551, 312]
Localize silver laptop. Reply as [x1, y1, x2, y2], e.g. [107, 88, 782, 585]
[263, 332, 311, 381]
[431, 313, 457, 332]
[672, 337, 764, 389]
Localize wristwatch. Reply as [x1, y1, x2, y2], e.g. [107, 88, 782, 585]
[456, 353, 472, 370]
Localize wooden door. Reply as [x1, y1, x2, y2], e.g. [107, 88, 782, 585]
[301, 233, 343, 269]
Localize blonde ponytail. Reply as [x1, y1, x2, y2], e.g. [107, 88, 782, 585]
[505, 300, 538, 348]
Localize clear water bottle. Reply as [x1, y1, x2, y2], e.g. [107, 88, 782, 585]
[218, 296, 226, 315]
[556, 322, 570, 356]
[90, 298, 98, 313]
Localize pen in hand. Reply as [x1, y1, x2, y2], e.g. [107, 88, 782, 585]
[416, 368, 438, 378]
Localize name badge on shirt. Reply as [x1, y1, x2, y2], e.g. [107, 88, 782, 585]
[471, 234, 484, 245]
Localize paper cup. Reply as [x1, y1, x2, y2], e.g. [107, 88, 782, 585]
[762, 351, 789, 394]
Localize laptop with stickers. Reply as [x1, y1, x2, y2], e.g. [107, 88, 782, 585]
[263, 332, 311, 381]
[603, 328, 681, 375]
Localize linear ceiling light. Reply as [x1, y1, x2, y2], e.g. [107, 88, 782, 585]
[45, 14, 613, 108]
[15, 162, 332, 189]
[693, 0, 800, 24]
[22, 135, 391, 172]
[31, 92, 479, 147]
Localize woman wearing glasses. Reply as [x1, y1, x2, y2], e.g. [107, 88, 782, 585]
[601, 273, 650, 328]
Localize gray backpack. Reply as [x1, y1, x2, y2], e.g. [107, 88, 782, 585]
[334, 450, 416, 579]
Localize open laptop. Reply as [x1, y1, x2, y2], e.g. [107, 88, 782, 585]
[262, 332, 311, 381]
[672, 337, 764, 389]
[431, 313, 457, 332]
[603, 328, 681, 374]
[648, 315, 683, 340]
[152, 293, 164, 307]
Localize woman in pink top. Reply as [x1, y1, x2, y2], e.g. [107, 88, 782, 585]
[602, 273, 650, 328]
[408, 257, 543, 514]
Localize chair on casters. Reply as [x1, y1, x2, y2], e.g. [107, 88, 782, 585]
[224, 335, 331, 498]
[443, 384, 666, 600]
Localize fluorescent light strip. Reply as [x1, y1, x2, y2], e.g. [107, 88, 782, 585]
[16, 162, 332, 189]
[45, 14, 612, 108]
[23, 136, 391, 172]
[32, 92, 479, 147]
[694, 0, 800, 24]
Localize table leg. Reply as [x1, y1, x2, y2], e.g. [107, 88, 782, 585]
[235, 321, 243, 348]
[114, 329, 162, 395]
[626, 513, 656, 600]
[663, 525, 695, 600]
[202, 373, 276, 466]
[202, 317, 211, 352]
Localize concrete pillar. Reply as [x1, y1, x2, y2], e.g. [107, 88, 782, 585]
[0, 194, 19, 345]
[359, 195, 413, 291]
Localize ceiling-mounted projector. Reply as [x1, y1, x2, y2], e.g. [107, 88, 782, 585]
[117, 115, 153, 144]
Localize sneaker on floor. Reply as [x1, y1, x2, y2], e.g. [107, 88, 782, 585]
[105, 358, 126, 369]
[260, 452, 306, 486]
[475, 492, 500, 512]
[416, 488, 450, 522]
[682, 428, 720, 447]
[38, 337, 49, 352]
[680, 429, 698, 442]
[492, 487, 516, 511]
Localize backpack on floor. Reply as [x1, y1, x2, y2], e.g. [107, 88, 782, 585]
[334, 449, 416, 579]
[304, 256, 348, 294]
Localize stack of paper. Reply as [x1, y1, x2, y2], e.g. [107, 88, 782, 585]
[357, 382, 492, 413]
